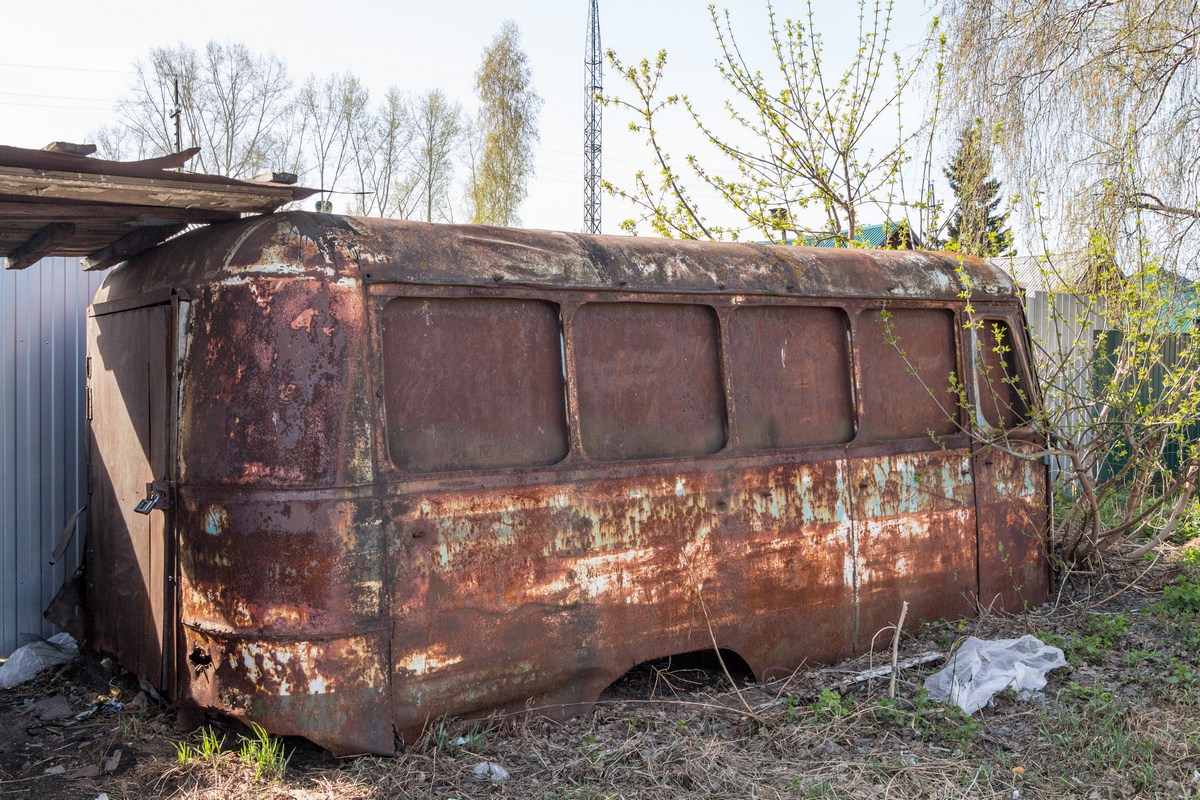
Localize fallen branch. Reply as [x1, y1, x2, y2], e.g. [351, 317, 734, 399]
[827, 651, 944, 691]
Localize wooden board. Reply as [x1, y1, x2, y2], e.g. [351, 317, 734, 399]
[0, 143, 316, 270]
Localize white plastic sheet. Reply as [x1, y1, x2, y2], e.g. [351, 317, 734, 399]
[924, 634, 1067, 715]
[0, 633, 78, 689]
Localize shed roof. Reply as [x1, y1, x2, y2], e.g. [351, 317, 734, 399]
[998, 251, 1096, 293]
[803, 220, 921, 249]
[0, 142, 316, 271]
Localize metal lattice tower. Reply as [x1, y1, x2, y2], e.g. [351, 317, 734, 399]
[584, 0, 603, 234]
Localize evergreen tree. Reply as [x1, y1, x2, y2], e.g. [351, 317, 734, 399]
[944, 123, 1013, 256]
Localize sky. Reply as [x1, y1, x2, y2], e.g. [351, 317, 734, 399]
[0, 0, 939, 237]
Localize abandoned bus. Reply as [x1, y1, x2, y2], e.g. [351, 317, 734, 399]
[81, 212, 1049, 754]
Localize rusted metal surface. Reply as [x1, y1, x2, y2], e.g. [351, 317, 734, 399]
[83, 212, 1049, 755]
[382, 297, 569, 471]
[86, 305, 171, 686]
[727, 305, 854, 449]
[572, 302, 725, 460]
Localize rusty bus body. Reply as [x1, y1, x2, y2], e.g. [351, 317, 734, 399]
[81, 212, 1049, 754]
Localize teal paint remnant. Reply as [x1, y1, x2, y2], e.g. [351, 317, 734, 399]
[204, 505, 227, 536]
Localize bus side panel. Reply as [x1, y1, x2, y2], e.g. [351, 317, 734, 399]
[175, 493, 391, 756]
[975, 445, 1051, 611]
[727, 459, 856, 678]
[849, 448, 978, 647]
[385, 460, 856, 734]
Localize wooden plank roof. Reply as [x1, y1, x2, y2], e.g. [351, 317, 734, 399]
[0, 143, 317, 271]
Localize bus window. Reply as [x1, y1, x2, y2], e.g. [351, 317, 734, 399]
[382, 297, 569, 471]
[859, 308, 960, 440]
[574, 303, 725, 460]
[976, 318, 1030, 429]
[729, 306, 855, 449]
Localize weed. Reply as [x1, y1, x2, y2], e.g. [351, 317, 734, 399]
[119, 713, 143, 739]
[456, 724, 488, 751]
[580, 731, 605, 766]
[874, 690, 980, 747]
[1036, 630, 1066, 650]
[919, 618, 967, 650]
[1086, 611, 1131, 642]
[1121, 648, 1164, 668]
[1161, 611, 1200, 650]
[1157, 576, 1200, 616]
[801, 779, 840, 798]
[424, 718, 485, 752]
[811, 687, 849, 720]
[1043, 684, 1158, 792]
[1178, 546, 1200, 568]
[1066, 612, 1130, 665]
[1164, 657, 1199, 692]
[237, 722, 289, 782]
[174, 726, 225, 766]
[428, 718, 452, 752]
[781, 695, 802, 722]
[1168, 501, 1200, 545]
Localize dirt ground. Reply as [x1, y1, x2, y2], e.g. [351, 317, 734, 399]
[3, 552, 1200, 800]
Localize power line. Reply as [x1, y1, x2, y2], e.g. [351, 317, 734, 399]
[537, 144, 644, 167]
[0, 100, 117, 110]
[0, 90, 119, 101]
[0, 61, 134, 75]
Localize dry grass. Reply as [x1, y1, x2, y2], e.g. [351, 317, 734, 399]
[7, 550, 1200, 799]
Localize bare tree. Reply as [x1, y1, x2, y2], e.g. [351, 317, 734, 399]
[90, 123, 143, 162]
[469, 20, 543, 226]
[108, 41, 295, 178]
[403, 89, 464, 223]
[295, 72, 369, 202]
[349, 88, 414, 217]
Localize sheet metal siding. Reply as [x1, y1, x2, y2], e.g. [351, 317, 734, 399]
[1023, 291, 1107, 478]
[0, 258, 106, 656]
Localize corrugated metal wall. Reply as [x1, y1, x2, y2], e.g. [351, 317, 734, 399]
[1024, 291, 1107, 479]
[1, 258, 107, 657]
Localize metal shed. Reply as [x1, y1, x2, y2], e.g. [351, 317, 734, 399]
[0, 259, 106, 656]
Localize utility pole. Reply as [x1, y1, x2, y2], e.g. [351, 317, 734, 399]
[583, 0, 603, 234]
[169, 74, 182, 157]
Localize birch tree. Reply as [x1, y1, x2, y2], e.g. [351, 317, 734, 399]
[296, 72, 369, 198]
[349, 88, 415, 217]
[469, 20, 543, 226]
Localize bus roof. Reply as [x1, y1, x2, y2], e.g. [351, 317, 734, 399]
[98, 212, 1016, 304]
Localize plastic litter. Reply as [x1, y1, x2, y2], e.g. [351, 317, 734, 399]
[0, 633, 78, 689]
[472, 761, 510, 781]
[924, 634, 1067, 715]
